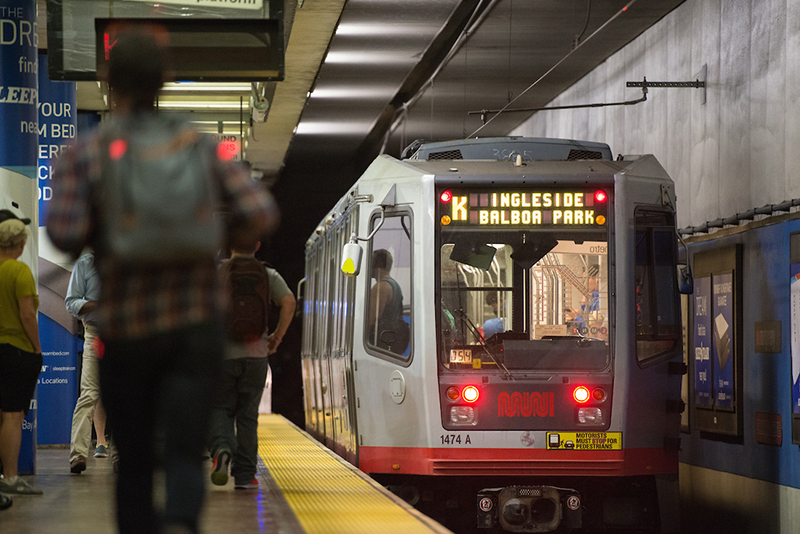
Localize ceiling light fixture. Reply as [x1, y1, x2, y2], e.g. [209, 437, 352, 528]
[294, 121, 372, 135]
[335, 23, 438, 36]
[309, 87, 395, 99]
[161, 82, 252, 93]
[324, 51, 414, 65]
[156, 101, 247, 110]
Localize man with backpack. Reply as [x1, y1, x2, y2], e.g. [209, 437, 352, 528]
[47, 27, 277, 534]
[209, 240, 295, 489]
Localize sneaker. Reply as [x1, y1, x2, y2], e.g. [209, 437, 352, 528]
[0, 493, 12, 510]
[0, 476, 43, 495]
[70, 457, 87, 474]
[234, 479, 259, 490]
[210, 450, 231, 486]
[94, 445, 108, 458]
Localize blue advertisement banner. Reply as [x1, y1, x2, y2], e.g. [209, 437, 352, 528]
[2, 0, 38, 475]
[37, 53, 76, 227]
[18, 391, 37, 475]
[694, 276, 713, 407]
[0, 0, 38, 170]
[37, 314, 79, 444]
[712, 273, 734, 409]
[791, 264, 800, 414]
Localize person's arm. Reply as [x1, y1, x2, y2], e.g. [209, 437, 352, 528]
[65, 260, 91, 319]
[19, 295, 41, 354]
[47, 139, 94, 257]
[267, 293, 297, 355]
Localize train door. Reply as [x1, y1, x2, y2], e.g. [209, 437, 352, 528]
[319, 233, 335, 447]
[327, 219, 358, 458]
[302, 245, 321, 435]
[616, 175, 683, 525]
[341, 210, 360, 463]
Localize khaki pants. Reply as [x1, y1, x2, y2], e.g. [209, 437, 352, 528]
[69, 325, 101, 462]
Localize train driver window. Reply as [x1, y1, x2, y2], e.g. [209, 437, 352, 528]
[438, 233, 610, 373]
[365, 212, 412, 360]
[634, 208, 681, 365]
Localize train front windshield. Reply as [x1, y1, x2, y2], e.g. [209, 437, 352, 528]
[437, 188, 610, 372]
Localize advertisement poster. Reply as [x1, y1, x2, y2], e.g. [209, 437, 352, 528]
[694, 276, 713, 407]
[712, 273, 734, 409]
[791, 264, 800, 414]
[2, 0, 39, 475]
[38, 53, 76, 227]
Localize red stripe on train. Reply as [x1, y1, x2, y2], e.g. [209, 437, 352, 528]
[359, 446, 677, 477]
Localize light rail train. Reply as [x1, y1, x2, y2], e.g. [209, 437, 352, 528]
[300, 137, 685, 533]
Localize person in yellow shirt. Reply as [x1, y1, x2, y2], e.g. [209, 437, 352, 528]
[0, 210, 43, 498]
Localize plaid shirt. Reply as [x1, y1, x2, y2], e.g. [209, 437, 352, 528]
[47, 116, 277, 340]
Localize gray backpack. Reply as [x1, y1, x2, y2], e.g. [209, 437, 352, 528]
[96, 115, 223, 265]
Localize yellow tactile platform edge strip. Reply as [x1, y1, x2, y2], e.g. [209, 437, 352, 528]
[257, 414, 452, 534]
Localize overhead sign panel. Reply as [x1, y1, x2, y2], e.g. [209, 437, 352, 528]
[127, 0, 263, 9]
[95, 18, 284, 82]
[47, 0, 283, 81]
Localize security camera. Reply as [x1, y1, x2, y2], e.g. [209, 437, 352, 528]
[251, 83, 269, 111]
[251, 83, 269, 123]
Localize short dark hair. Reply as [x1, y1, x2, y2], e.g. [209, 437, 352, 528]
[107, 27, 170, 108]
[372, 249, 393, 271]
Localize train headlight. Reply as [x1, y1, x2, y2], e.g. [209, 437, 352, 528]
[573, 386, 590, 403]
[577, 407, 604, 425]
[450, 406, 475, 424]
[594, 190, 607, 203]
[462, 385, 480, 403]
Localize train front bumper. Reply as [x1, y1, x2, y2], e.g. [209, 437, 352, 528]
[477, 485, 581, 533]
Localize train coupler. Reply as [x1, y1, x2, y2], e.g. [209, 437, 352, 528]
[477, 486, 582, 532]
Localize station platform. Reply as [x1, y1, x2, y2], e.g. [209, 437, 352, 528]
[0, 414, 451, 534]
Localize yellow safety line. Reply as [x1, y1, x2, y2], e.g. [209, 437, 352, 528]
[257, 414, 450, 534]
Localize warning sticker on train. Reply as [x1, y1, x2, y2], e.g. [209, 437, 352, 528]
[546, 432, 622, 450]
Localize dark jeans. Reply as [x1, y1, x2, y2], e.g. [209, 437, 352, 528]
[208, 356, 268, 485]
[99, 322, 223, 534]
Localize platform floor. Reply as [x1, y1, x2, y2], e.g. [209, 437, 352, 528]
[0, 414, 451, 534]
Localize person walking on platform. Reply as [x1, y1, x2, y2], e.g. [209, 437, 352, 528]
[0, 210, 43, 497]
[66, 252, 109, 474]
[47, 27, 277, 534]
[209, 241, 295, 489]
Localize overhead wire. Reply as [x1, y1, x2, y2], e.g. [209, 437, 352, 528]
[469, 0, 640, 138]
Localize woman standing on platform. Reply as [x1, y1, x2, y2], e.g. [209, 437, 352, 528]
[0, 210, 43, 497]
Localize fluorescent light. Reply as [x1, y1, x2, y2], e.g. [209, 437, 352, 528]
[294, 121, 373, 135]
[335, 23, 436, 36]
[161, 83, 252, 93]
[324, 51, 413, 65]
[309, 86, 395, 99]
[157, 101, 247, 110]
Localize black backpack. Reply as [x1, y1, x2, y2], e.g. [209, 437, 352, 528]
[221, 257, 270, 342]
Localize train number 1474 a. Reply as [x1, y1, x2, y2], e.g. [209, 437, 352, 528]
[440, 434, 471, 445]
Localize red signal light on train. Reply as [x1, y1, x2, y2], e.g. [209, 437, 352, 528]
[462, 385, 480, 403]
[592, 388, 606, 401]
[573, 386, 591, 403]
[440, 190, 453, 203]
[594, 190, 607, 203]
[446, 387, 460, 401]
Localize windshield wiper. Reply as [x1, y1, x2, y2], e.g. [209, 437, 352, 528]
[454, 308, 514, 380]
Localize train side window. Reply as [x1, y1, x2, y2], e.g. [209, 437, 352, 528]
[634, 208, 681, 365]
[365, 211, 413, 362]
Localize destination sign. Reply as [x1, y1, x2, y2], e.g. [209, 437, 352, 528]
[439, 189, 608, 227]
